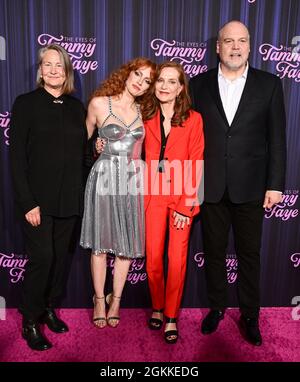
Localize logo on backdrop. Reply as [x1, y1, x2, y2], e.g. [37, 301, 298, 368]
[0, 36, 6, 61]
[37, 34, 98, 74]
[264, 190, 299, 221]
[290, 253, 300, 268]
[0, 111, 10, 146]
[150, 38, 208, 77]
[0, 252, 28, 283]
[108, 256, 146, 285]
[259, 40, 300, 82]
[194, 252, 237, 283]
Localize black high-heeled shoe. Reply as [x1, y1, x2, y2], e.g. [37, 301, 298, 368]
[106, 293, 121, 328]
[92, 295, 107, 329]
[164, 317, 178, 344]
[148, 309, 164, 330]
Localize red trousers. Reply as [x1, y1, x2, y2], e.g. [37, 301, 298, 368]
[145, 194, 192, 318]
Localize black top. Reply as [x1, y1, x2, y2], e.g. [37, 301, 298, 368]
[158, 110, 170, 173]
[10, 87, 87, 217]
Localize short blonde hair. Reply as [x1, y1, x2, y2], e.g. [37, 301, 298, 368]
[36, 44, 75, 94]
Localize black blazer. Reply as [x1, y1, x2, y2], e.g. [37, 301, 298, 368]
[189, 67, 286, 203]
[10, 87, 87, 217]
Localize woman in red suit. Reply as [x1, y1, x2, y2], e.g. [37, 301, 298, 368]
[143, 62, 204, 343]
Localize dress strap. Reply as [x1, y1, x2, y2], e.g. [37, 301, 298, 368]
[136, 103, 141, 120]
[102, 97, 142, 130]
[100, 96, 113, 128]
[108, 96, 112, 114]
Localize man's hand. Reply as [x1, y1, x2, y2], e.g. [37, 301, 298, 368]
[25, 206, 41, 227]
[263, 191, 282, 209]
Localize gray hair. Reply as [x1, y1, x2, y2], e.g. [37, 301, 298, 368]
[36, 44, 75, 94]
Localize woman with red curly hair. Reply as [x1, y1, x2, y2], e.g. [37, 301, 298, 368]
[80, 58, 157, 329]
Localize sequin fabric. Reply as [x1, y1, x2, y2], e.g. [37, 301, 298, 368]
[80, 97, 145, 258]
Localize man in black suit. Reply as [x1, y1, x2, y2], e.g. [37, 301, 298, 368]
[189, 20, 286, 346]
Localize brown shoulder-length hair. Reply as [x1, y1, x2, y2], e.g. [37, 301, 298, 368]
[90, 57, 157, 118]
[36, 44, 75, 94]
[143, 61, 191, 126]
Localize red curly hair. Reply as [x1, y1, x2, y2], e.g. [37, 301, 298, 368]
[90, 57, 157, 119]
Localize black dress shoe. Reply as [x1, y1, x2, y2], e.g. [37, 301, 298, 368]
[41, 308, 69, 333]
[22, 319, 52, 351]
[239, 316, 262, 346]
[201, 309, 224, 334]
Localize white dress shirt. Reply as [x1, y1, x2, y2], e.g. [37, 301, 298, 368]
[218, 63, 248, 126]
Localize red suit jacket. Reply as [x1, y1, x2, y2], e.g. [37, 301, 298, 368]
[144, 109, 204, 217]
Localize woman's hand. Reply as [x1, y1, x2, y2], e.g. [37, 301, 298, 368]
[173, 211, 190, 229]
[25, 206, 41, 227]
[95, 138, 106, 154]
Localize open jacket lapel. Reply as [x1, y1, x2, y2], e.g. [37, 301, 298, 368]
[146, 111, 161, 144]
[147, 110, 188, 151]
[208, 69, 229, 130]
[229, 67, 256, 129]
[166, 123, 187, 151]
[207, 67, 257, 131]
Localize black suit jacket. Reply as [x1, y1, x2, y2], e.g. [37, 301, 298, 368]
[10, 87, 87, 217]
[189, 67, 286, 203]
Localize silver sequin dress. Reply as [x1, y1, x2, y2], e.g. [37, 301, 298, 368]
[80, 97, 145, 258]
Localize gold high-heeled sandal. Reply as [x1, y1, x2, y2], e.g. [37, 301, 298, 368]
[106, 293, 121, 328]
[92, 295, 107, 329]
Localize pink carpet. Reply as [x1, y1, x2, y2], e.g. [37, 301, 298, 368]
[0, 308, 299, 362]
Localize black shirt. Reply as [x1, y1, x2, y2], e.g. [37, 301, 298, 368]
[158, 110, 170, 173]
[10, 87, 87, 217]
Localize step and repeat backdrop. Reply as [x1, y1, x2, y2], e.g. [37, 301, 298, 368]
[0, 0, 299, 308]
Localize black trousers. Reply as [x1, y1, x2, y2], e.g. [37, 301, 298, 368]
[201, 191, 264, 319]
[19, 215, 78, 320]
